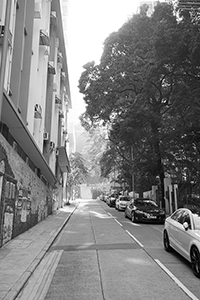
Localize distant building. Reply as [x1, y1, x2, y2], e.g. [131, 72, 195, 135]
[0, 0, 72, 247]
[137, 0, 171, 16]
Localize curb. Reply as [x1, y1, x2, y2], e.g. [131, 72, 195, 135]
[4, 205, 78, 300]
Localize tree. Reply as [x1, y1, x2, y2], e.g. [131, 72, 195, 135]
[78, 1, 200, 206]
[67, 152, 89, 200]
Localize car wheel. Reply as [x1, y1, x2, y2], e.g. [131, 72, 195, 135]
[131, 212, 136, 223]
[163, 230, 171, 252]
[191, 246, 200, 278]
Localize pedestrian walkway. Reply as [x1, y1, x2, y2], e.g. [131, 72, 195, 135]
[0, 200, 78, 300]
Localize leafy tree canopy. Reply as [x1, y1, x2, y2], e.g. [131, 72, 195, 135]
[78, 1, 200, 197]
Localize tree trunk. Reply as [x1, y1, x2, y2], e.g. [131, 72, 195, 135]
[151, 121, 165, 209]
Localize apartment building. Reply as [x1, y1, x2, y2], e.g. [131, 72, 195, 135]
[137, 0, 171, 16]
[0, 0, 71, 247]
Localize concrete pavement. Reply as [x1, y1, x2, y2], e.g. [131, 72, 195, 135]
[0, 201, 78, 300]
[0, 198, 196, 300]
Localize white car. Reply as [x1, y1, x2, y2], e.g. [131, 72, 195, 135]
[163, 207, 200, 278]
[115, 196, 132, 211]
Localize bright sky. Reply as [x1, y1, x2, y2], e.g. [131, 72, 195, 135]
[66, 0, 140, 123]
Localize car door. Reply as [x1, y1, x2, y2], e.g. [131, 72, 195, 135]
[170, 210, 192, 260]
[174, 211, 192, 260]
[126, 203, 133, 218]
[168, 209, 184, 250]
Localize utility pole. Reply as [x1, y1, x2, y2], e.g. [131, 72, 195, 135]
[131, 146, 135, 198]
[0, 0, 12, 118]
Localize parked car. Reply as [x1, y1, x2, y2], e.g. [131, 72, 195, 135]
[107, 193, 118, 207]
[99, 194, 105, 201]
[115, 196, 132, 211]
[125, 198, 165, 223]
[163, 207, 200, 278]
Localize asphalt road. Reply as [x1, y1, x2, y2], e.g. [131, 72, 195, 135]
[105, 202, 200, 300]
[16, 199, 200, 300]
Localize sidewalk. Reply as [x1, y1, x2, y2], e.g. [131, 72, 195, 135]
[0, 200, 78, 300]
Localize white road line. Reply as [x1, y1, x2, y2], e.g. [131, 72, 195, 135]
[125, 230, 144, 248]
[114, 219, 123, 226]
[155, 259, 199, 300]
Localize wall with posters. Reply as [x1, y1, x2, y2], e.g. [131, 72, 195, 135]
[0, 135, 53, 247]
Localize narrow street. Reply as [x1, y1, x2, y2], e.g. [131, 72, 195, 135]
[16, 199, 198, 300]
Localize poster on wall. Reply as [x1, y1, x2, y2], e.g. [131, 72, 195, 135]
[3, 211, 14, 245]
[21, 197, 27, 222]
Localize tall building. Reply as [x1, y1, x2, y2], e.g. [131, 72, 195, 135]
[61, 0, 76, 154]
[0, 0, 72, 247]
[137, 0, 171, 16]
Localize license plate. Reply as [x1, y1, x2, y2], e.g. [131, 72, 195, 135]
[150, 216, 157, 219]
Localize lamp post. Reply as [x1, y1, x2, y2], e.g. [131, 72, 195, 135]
[131, 146, 135, 198]
[0, 0, 12, 118]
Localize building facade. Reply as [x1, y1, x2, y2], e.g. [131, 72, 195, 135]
[0, 0, 71, 247]
[137, 0, 171, 16]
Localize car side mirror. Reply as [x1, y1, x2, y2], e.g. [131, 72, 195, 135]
[183, 222, 189, 231]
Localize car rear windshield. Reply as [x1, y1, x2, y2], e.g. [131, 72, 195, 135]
[120, 197, 131, 201]
[135, 200, 158, 208]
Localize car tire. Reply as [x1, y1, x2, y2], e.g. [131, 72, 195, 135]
[191, 246, 200, 278]
[163, 230, 171, 252]
[131, 212, 136, 223]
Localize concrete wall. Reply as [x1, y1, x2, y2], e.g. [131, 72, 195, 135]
[0, 134, 53, 247]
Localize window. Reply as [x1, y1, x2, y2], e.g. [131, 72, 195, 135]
[181, 211, 191, 228]
[171, 209, 184, 221]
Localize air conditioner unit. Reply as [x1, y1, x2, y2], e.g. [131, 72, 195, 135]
[39, 29, 49, 46]
[55, 95, 62, 105]
[50, 11, 57, 26]
[61, 72, 66, 81]
[49, 141, 55, 150]
[57, 52, 63, 64]
[43, 132, 49, 140]
[48, 61, 56, 75]
[34, 104, 42, 118]
[59, 110, 64, 118]
[55, 148, 59, 156]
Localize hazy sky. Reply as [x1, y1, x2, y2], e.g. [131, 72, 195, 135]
[66, 0, 140, 123]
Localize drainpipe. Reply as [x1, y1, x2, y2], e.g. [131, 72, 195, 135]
[0, 0, 12, 119]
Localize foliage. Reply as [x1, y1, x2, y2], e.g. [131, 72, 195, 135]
[68, 152, 89, 188]
[78, 1, 200, 198]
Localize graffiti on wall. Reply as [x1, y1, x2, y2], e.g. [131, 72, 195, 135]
[3, 206, 14, 245]
[15, 186, 31, 223]
[2, 179, 16, 245]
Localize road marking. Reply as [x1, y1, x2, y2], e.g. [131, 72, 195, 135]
[125, 230, 144, 248]
[114, 219, 123, 226]
[155, 259, 199, 300]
